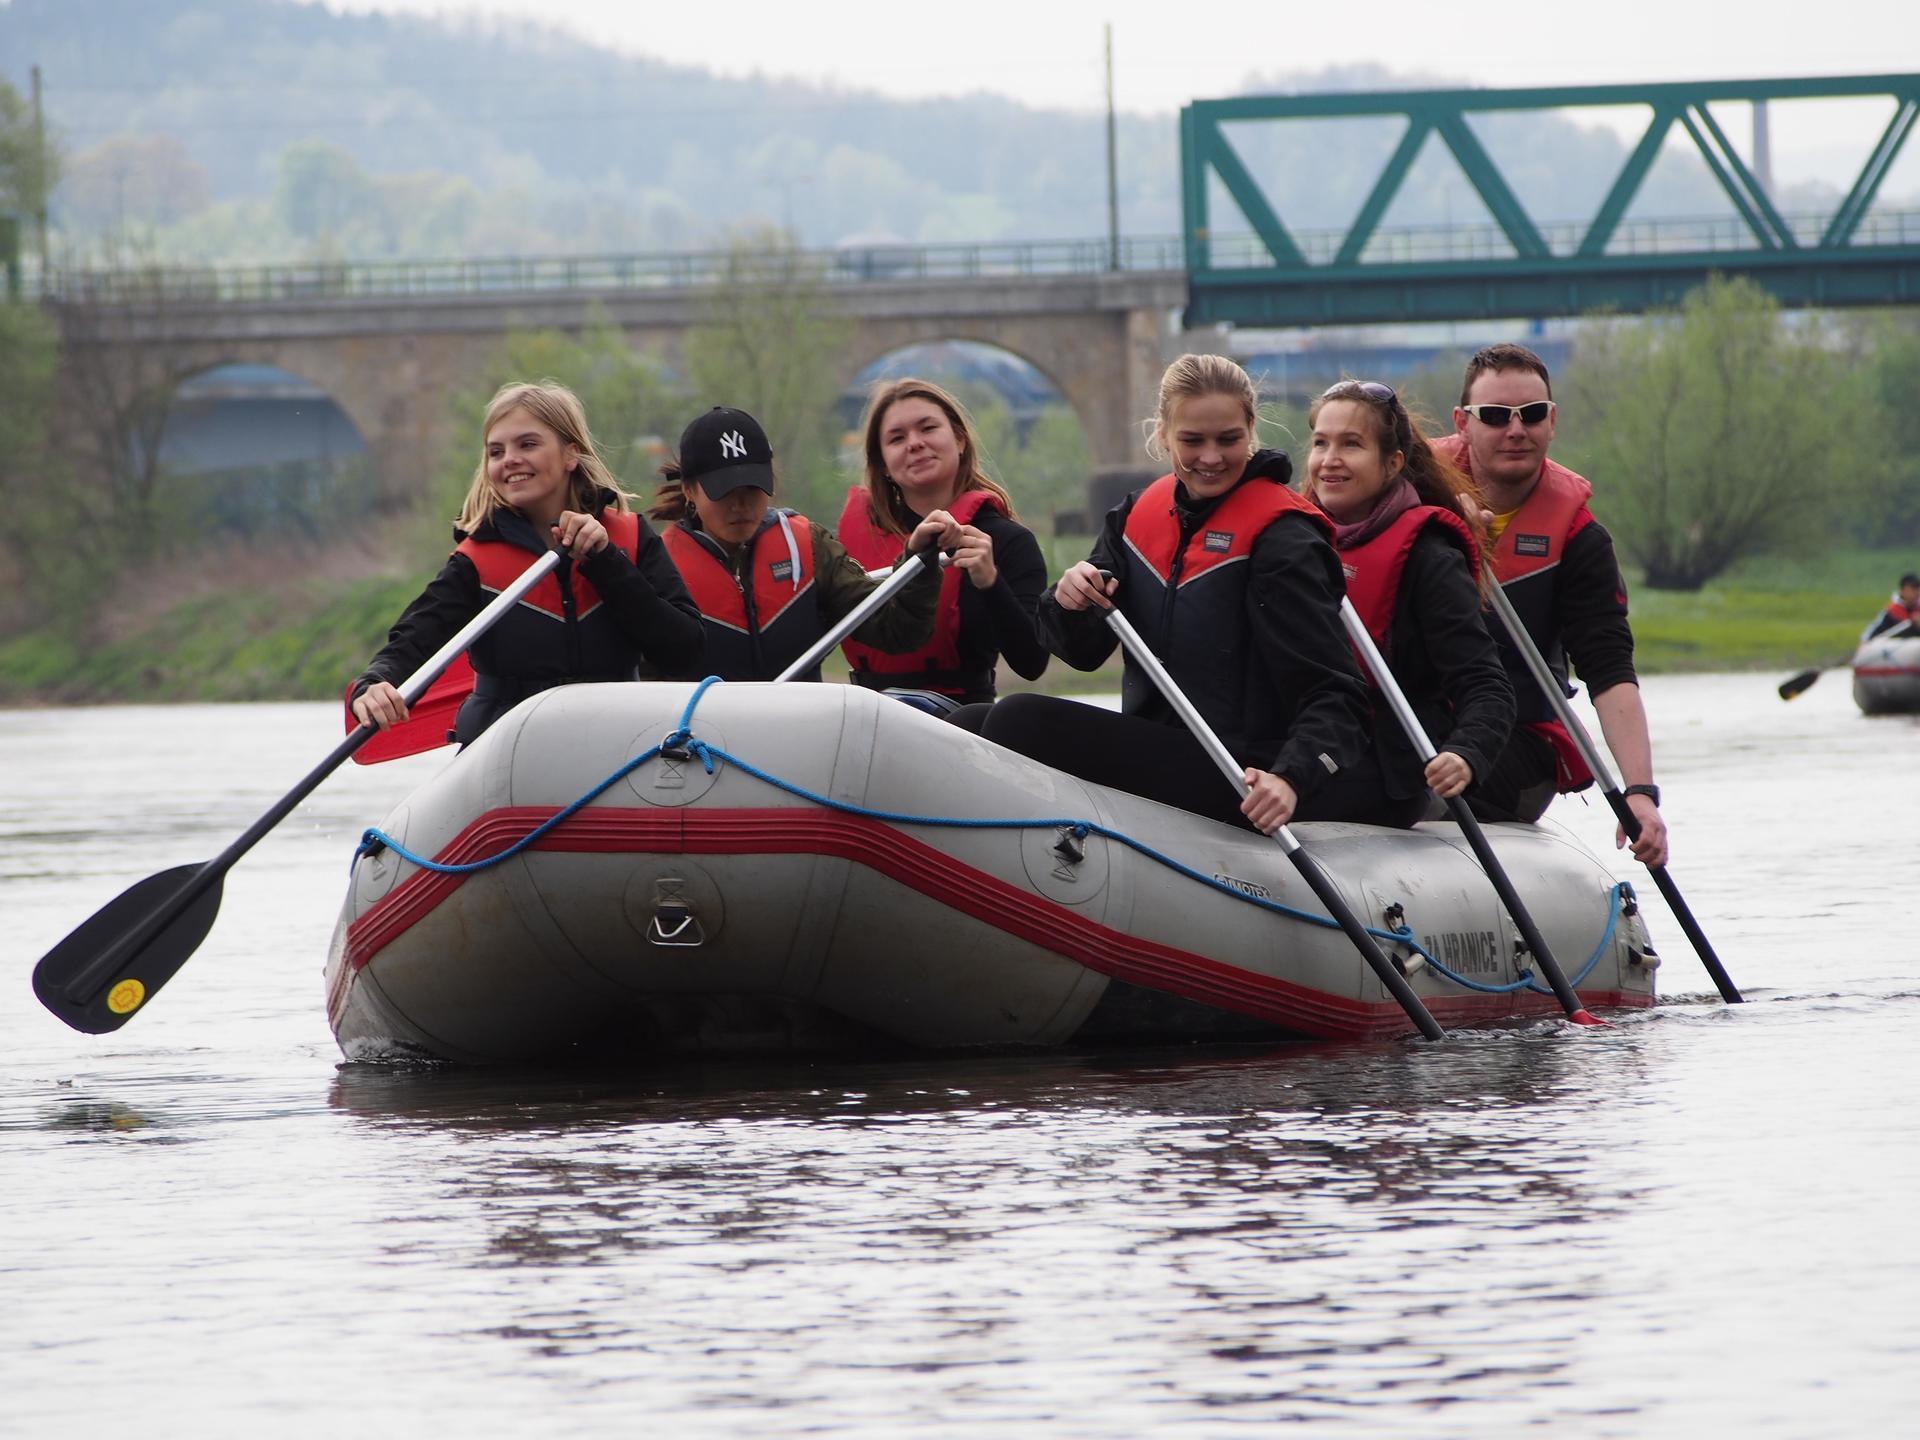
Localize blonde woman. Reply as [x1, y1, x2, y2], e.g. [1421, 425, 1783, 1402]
[979, 354, 1395, 832]
[349, 381, 703, 744]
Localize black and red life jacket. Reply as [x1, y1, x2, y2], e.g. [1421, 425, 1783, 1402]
[1339, 504, 1479, 652]
[661, 510, 822, 681]
[836, 485, 999, 697]
[1432, 434, 1596, 790]
[1116, 472, 1331, 766]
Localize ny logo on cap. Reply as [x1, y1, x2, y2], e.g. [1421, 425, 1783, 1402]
[719, 430, 748, 459]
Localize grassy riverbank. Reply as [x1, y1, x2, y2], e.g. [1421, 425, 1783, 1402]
[0, 542, 1908, 706]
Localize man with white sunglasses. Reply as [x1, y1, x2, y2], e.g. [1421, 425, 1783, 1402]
[1432, 342, 1667, 867]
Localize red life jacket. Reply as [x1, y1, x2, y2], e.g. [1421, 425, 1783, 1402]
[1116, 473, 1331, 765]
[1432, 434, 1596, 790]
[836, 485, 999, 695]
[458, 509, 641, 616]
[1339, 504, 1479, 651]
[350, 510, 646, 763]
[661, 511, 822, 681]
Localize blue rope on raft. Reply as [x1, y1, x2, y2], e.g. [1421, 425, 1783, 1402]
[354, 675, 1633, 998]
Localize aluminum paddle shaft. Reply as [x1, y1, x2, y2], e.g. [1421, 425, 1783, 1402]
[1337, 597, 1599, 1024]
[1483, 579, 1742, 1003]
[1102, 607, 1445, 1041]
[774, 544, 944, 683]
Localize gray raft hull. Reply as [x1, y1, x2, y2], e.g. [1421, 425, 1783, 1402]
[1853, 635, 1920, 714]
[325, 682, 1657, 1063]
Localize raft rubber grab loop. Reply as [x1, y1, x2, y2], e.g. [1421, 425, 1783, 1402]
[647, 901, 706, 948]
[350, 673, 1634, 1002]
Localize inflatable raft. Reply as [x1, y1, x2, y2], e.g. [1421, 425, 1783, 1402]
[324, 682, 1658, 1063]
[1852, 633, 1920, 714]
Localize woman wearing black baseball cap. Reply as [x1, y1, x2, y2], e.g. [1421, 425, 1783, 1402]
[650, 405, 968, 682]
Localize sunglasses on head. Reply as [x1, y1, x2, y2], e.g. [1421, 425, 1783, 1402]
[1323, 381, 1396, 403]
[1461, 401, 1556, 426]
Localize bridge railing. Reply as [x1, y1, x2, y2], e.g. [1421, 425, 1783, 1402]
[30, 236, 1190, 305]
[29, 209, 1920, 309]
[1202, 209, 1920, 267]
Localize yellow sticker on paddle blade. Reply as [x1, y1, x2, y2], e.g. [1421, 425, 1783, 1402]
[107, 979, 146, 1015]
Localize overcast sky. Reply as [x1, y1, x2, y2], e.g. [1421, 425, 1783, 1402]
[312, 0, 1920, 189]
[315, 1, 1917, 109]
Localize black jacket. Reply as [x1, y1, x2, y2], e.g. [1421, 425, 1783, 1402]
[352, 498, 704, 741]
[1372, 530, 1516, 800]
[1040, 477, 1373, 800]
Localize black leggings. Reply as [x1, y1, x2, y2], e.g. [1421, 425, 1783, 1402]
[1466, 723, 1558, 823]
[973, 693, 1420, 831]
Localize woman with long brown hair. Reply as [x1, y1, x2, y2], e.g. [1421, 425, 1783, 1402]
[1301, 379, 1513, 815]
[836, 377, 1049, 710]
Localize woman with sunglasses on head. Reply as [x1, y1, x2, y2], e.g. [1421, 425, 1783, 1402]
[837, 377, 1049, 717]
[977, 353, 1398, 834]
[349, 380, 705, 746]
[1302, 381, 1514, 825]
[650, 405, 962, 682]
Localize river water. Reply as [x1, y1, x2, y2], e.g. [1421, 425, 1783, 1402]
[3, 673, 1917, 1437]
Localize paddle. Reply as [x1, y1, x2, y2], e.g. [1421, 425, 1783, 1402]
[32, 549, 565, 1035]
[1337, 598, 1600, 1025]
[1779, 620, 1912, 700]
[1101, 604, 1446, 1041]
[1483, 580, 1743, 1003]
[774, 542, 945, 682]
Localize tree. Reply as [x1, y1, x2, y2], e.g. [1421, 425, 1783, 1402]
[1006, 404, 1090, 532]
[61, 135, 210, 235]
[1557, 276, 1871, 590]
[0, 77, 57, 221]
[1859, 316, 1920, 545]
[424, 312, 688, 543]
[681, 231, 853, 519]
[0, 302, 79, 631]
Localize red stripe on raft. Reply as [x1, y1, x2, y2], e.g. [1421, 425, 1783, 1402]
[1853, 666, 1920, 678]
[340, 806, 1647, 1040]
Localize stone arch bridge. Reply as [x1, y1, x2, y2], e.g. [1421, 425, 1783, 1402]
[50, 268, 1189, 501]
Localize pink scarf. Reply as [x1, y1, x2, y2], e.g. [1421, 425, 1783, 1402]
[1329, 478, 1418, 551]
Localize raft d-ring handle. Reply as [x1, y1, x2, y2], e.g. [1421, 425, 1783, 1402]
[647, 902, 706, 948]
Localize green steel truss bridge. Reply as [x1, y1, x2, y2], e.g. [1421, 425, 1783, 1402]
[1180, 73, 1920, 326]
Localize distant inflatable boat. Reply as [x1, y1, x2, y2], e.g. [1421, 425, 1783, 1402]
[325, 682, 1658, 1063]
[1853, 634, 1920, 715]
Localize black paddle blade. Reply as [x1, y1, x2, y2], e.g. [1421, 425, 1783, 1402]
[32, 863, 225, 1034]
[1777, 669, 1821, 701]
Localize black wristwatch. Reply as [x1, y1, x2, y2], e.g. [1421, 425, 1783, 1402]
[1622, 783, 1661, 807]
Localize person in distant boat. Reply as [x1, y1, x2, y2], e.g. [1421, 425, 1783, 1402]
[649, 405, 958, 682]
[1300, 380, 1514, 820]
[1865, 573, 1920, 639]
[837, 377, 1050, 717]
[349, 380, 704, 744]
[1433, 343, 1667, 866]
[978, 352, 1393, 833]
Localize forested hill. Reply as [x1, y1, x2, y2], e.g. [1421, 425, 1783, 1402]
[4, 0, 1766, 262]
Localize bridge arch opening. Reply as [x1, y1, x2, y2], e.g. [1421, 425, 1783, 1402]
[152, 362, 373, 540]
[841, 339, 1099, 534]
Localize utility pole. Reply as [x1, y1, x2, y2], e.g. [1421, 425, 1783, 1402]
[1104, 24, 1120, 271]
[30, 64, 49, 273]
